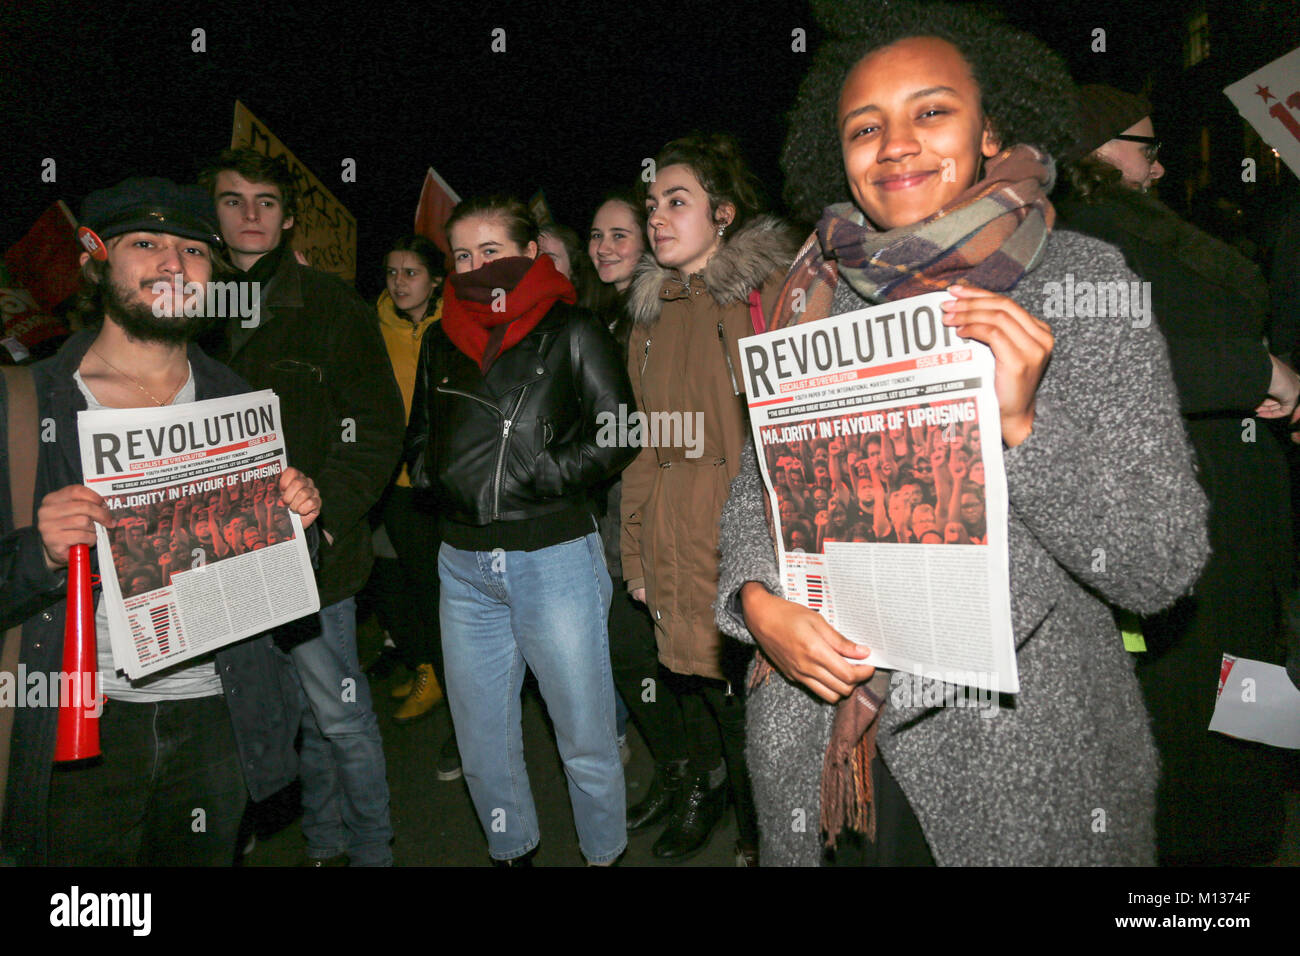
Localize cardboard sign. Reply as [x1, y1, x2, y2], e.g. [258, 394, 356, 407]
[230, 101, 358, 282]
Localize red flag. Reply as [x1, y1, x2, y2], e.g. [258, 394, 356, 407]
[528, 189, 554, 228]
[414, 167, 461, 258]
[1, 260, 70, 362]
[4, 201, 80, 312]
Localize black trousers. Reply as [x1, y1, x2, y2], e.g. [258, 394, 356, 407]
[368, 485, 443, 681]
[608, 580, 688, 764]
[667, 666, 760, 846]
[46, 694, 247, 866]
[824, 754, 936, 866]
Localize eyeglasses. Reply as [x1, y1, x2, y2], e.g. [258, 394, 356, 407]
[1113, 134, 1161, 162]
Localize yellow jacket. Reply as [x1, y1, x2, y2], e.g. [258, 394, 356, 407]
[377, 288, 441, 486]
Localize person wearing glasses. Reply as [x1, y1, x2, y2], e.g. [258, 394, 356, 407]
[1058, 84, 1299, 866]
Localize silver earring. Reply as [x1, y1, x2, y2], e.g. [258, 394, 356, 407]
[717, 225, 727, 238]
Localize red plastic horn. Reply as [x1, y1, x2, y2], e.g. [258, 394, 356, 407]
[54, 544, 100, 761]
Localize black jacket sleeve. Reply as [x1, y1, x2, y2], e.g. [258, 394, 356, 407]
[315, 285, 407, 539]
[403, 324, 437, 491]
[1161, 337, 1272, 415]
[1059, 206, 1274, 416]
[0, 525, 66, 632]
[533, 314, 638, 497]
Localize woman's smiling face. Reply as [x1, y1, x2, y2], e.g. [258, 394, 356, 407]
[837, 35, 1001, 230]
[588, 200, 645, 291]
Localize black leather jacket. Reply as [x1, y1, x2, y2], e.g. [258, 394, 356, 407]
[405, 302, 637, 523]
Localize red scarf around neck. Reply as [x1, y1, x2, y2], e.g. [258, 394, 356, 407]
[441, 255, 575, 373]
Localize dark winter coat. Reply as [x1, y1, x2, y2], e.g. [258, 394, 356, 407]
[1059, 186, 1294, 863]
[0, 330, 300, 865]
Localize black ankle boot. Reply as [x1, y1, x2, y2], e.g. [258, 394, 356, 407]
[651, 773, 728, 861]
[628, 760, 688, 832]
[491, 846, 536, 867]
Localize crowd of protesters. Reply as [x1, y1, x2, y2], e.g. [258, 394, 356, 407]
[762, 403, 987, 553]
[109, 468, 296, 599]
[3, 0, 1299, 869]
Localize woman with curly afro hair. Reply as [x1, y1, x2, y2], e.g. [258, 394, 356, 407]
[713, 0, 1210, 866]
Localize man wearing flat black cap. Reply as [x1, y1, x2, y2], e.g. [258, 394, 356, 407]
[0, 176, 323, 866]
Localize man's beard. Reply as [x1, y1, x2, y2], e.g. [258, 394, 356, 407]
[102, 273, 210, 345]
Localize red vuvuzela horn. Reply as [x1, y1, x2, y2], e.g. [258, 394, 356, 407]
[54, 543, 100, 761]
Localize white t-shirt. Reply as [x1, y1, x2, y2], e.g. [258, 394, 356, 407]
[75, 366, 223, 702]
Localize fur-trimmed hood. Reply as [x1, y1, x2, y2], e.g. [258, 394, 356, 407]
[628, 215, 799, 326]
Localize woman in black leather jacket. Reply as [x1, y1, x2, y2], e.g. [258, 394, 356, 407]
[404, 196, 637, 865]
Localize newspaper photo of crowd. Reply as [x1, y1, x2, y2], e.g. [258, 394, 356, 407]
[763, 400, 987, 553]
[108, 465, 297, 599]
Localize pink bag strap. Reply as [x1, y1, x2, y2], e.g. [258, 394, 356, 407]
[747, 289, 765, 335]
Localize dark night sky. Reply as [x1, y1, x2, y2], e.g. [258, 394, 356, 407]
[2, 0, 1295, 299]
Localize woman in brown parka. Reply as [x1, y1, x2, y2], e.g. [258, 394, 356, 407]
[620, 133, 797, 863]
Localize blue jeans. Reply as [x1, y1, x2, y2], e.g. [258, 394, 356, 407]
[440, 533, 626, 864]
[288, 596, 393, 865]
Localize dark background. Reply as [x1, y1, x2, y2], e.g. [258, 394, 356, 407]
[4, 0, 1299, 301]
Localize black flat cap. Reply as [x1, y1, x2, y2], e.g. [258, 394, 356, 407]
[79, 177, 222, 246]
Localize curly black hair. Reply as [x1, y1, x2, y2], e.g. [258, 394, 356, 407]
[782, 0, 1079, 222]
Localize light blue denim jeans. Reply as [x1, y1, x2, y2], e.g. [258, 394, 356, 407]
[288, 596, 394, 866]
[439, 533, 626, 864]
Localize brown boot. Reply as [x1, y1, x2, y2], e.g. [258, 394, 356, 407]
[393, 663, 442, 724]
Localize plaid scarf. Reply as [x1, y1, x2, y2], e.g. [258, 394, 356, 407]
[770, 144, 1055, 332]
[754, 143, 1055, 851]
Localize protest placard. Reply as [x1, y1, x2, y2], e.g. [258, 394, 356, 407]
[231, 100, 358, 281]
[1224, 43, 1300, 181]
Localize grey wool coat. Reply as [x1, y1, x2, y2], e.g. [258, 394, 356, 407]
[715, 229, 1211, 866]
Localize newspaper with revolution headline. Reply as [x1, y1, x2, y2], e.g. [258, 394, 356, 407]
[739, 291, 1017, 694]
[78, 389, 319, 679]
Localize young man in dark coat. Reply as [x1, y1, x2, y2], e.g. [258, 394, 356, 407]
[0, 177, 320, 865]
[199, 149, 405, 866]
